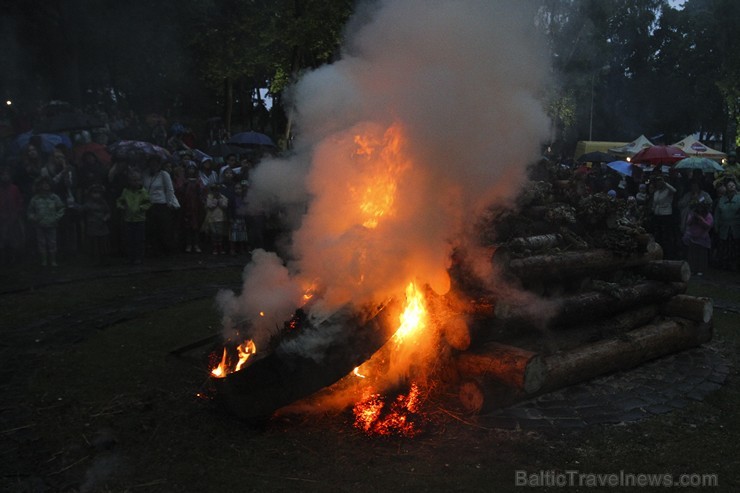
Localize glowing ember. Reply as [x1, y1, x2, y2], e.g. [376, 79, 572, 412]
[353, 383, 424, 437]
[353, 367, 366, 378]
[210, 339, 256, 378]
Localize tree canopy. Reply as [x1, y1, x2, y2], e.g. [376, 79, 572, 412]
[1, 0, 738, 151]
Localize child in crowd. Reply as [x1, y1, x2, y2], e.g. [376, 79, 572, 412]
[27, 176, 65, 267]
[116, 172, 151, 265]
[82, 183, 111, 264]
[177, 164, 204, 253]
[202, 182, 229, 255]
[683, 200, 713, 276]
[230, 181, 249, 254]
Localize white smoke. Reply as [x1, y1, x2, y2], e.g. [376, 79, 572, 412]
[222, 0, 551, 340]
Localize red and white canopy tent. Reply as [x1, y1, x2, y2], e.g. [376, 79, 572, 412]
[670, 135, 726, 161]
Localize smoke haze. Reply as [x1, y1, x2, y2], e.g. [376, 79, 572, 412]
[220, 0, 551, 343]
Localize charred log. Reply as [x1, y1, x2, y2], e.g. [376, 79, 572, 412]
[213, 300, 399, 422]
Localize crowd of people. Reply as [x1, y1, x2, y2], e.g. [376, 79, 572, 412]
[563, 150, 740, 276]
[0, 127, 276, 268]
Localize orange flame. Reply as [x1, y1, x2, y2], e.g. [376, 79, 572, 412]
[210, 339, 257, 378]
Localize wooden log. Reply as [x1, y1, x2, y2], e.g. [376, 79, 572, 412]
[508, 234, 562, 252]
[540, 318, 713, 392]
[635, 260, 691, 283]
[456, 342, 545, 393]
[458, 377, 523, 414]
[213, 300, 399, 422]
[442, 316, 472, 351]
[661, 295, 713, 324]
[495, 281, 686, 330]
[498, 243, 663, 282]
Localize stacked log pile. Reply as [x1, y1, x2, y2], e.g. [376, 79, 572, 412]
[450, 168, 714, 414]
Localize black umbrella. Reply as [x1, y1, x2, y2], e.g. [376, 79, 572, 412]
[35, 112, 104, 133]
[577, 151, 618, 163]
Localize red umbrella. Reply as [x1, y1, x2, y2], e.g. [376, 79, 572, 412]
[72, 142, 111, 167]
[631, 145, 687, 165]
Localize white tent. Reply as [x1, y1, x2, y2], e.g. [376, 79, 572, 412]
[671, 135, 726, 161]
[608, 135, 654, 156]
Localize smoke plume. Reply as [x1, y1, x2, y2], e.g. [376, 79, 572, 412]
[220, 0, 551, 348]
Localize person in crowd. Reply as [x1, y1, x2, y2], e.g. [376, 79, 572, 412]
[116, 171, 151, 265]
[15, 144, 44, 205]
[678, 180, 713, 236]
[0, 167, 25, 264]
[230, 180, 249, 255]
[649, 175, 678, 258]
[199, 158, 219, 188]
[714, 178, 740, 271]
[42, 149, 81, 256]
[202, 182, 229, 255]
[142, 156, 179, 256]
[27, 176, 65, 267]
[176, 163, 204, 253]
[107, 157, 133, 257]
[81, 183, 111, 264]
[682, 199, 713, 276]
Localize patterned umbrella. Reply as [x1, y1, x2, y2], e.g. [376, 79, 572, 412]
[674, 157, 724, 172]
[107, 140, 171, 161]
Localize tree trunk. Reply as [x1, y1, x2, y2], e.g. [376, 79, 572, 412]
[635, 260, 691, 283]
[213, 300, 399, 422]
[494, 281, 686, 330]
[661, 295, 713, 324]
[456, 342, 546, 393]
[224, 77, 234, 135]
[540, 318, 712, 392]
[498, 243, 663, 282]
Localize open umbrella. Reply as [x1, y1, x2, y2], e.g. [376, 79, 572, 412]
[674, 157, 724, 173]
[107, 140, 171, 161]
[72, 142, 111, 167]
[34, 112, 104, 133]
[228, 131, 275, 147]
[607, 160, 633, 176]
[578, 151, 618, 163]
[14, 131, 72, 154]
[631, 145, 687, 165]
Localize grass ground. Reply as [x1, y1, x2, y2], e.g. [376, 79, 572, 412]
[1, 255, 738, 492]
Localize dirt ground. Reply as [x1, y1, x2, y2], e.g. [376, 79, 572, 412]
[1, 253, 739, 492]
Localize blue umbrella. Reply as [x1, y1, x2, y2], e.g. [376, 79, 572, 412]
[607, 160, 633, 176]
[14, 131, 72, 154]
[228, 131, 275, 147]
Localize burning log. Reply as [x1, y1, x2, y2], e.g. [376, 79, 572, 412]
[496, 243, 663, 282]
[441, 316, 471, 351]
[661, 295, 713, 324]
[635, 260, 691, 283]
[456, 342, 545, 393]
[539, 318, 713, 392]
[212, 301, 399, 422]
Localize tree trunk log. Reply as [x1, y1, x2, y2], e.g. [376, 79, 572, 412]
[635, 260, 691, 283]
[508, 234, 563, 252]
[499, 243, 663, 282]
[442, 316, 472, 351]
[661, 295, 713, 324]
[456, 342, 546, 393]
[540, 318, 712, 392]
[495, 281, 686, 330]
[213, 301, 399, 422]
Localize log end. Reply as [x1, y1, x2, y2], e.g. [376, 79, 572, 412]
[459, 379, 485, 414]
